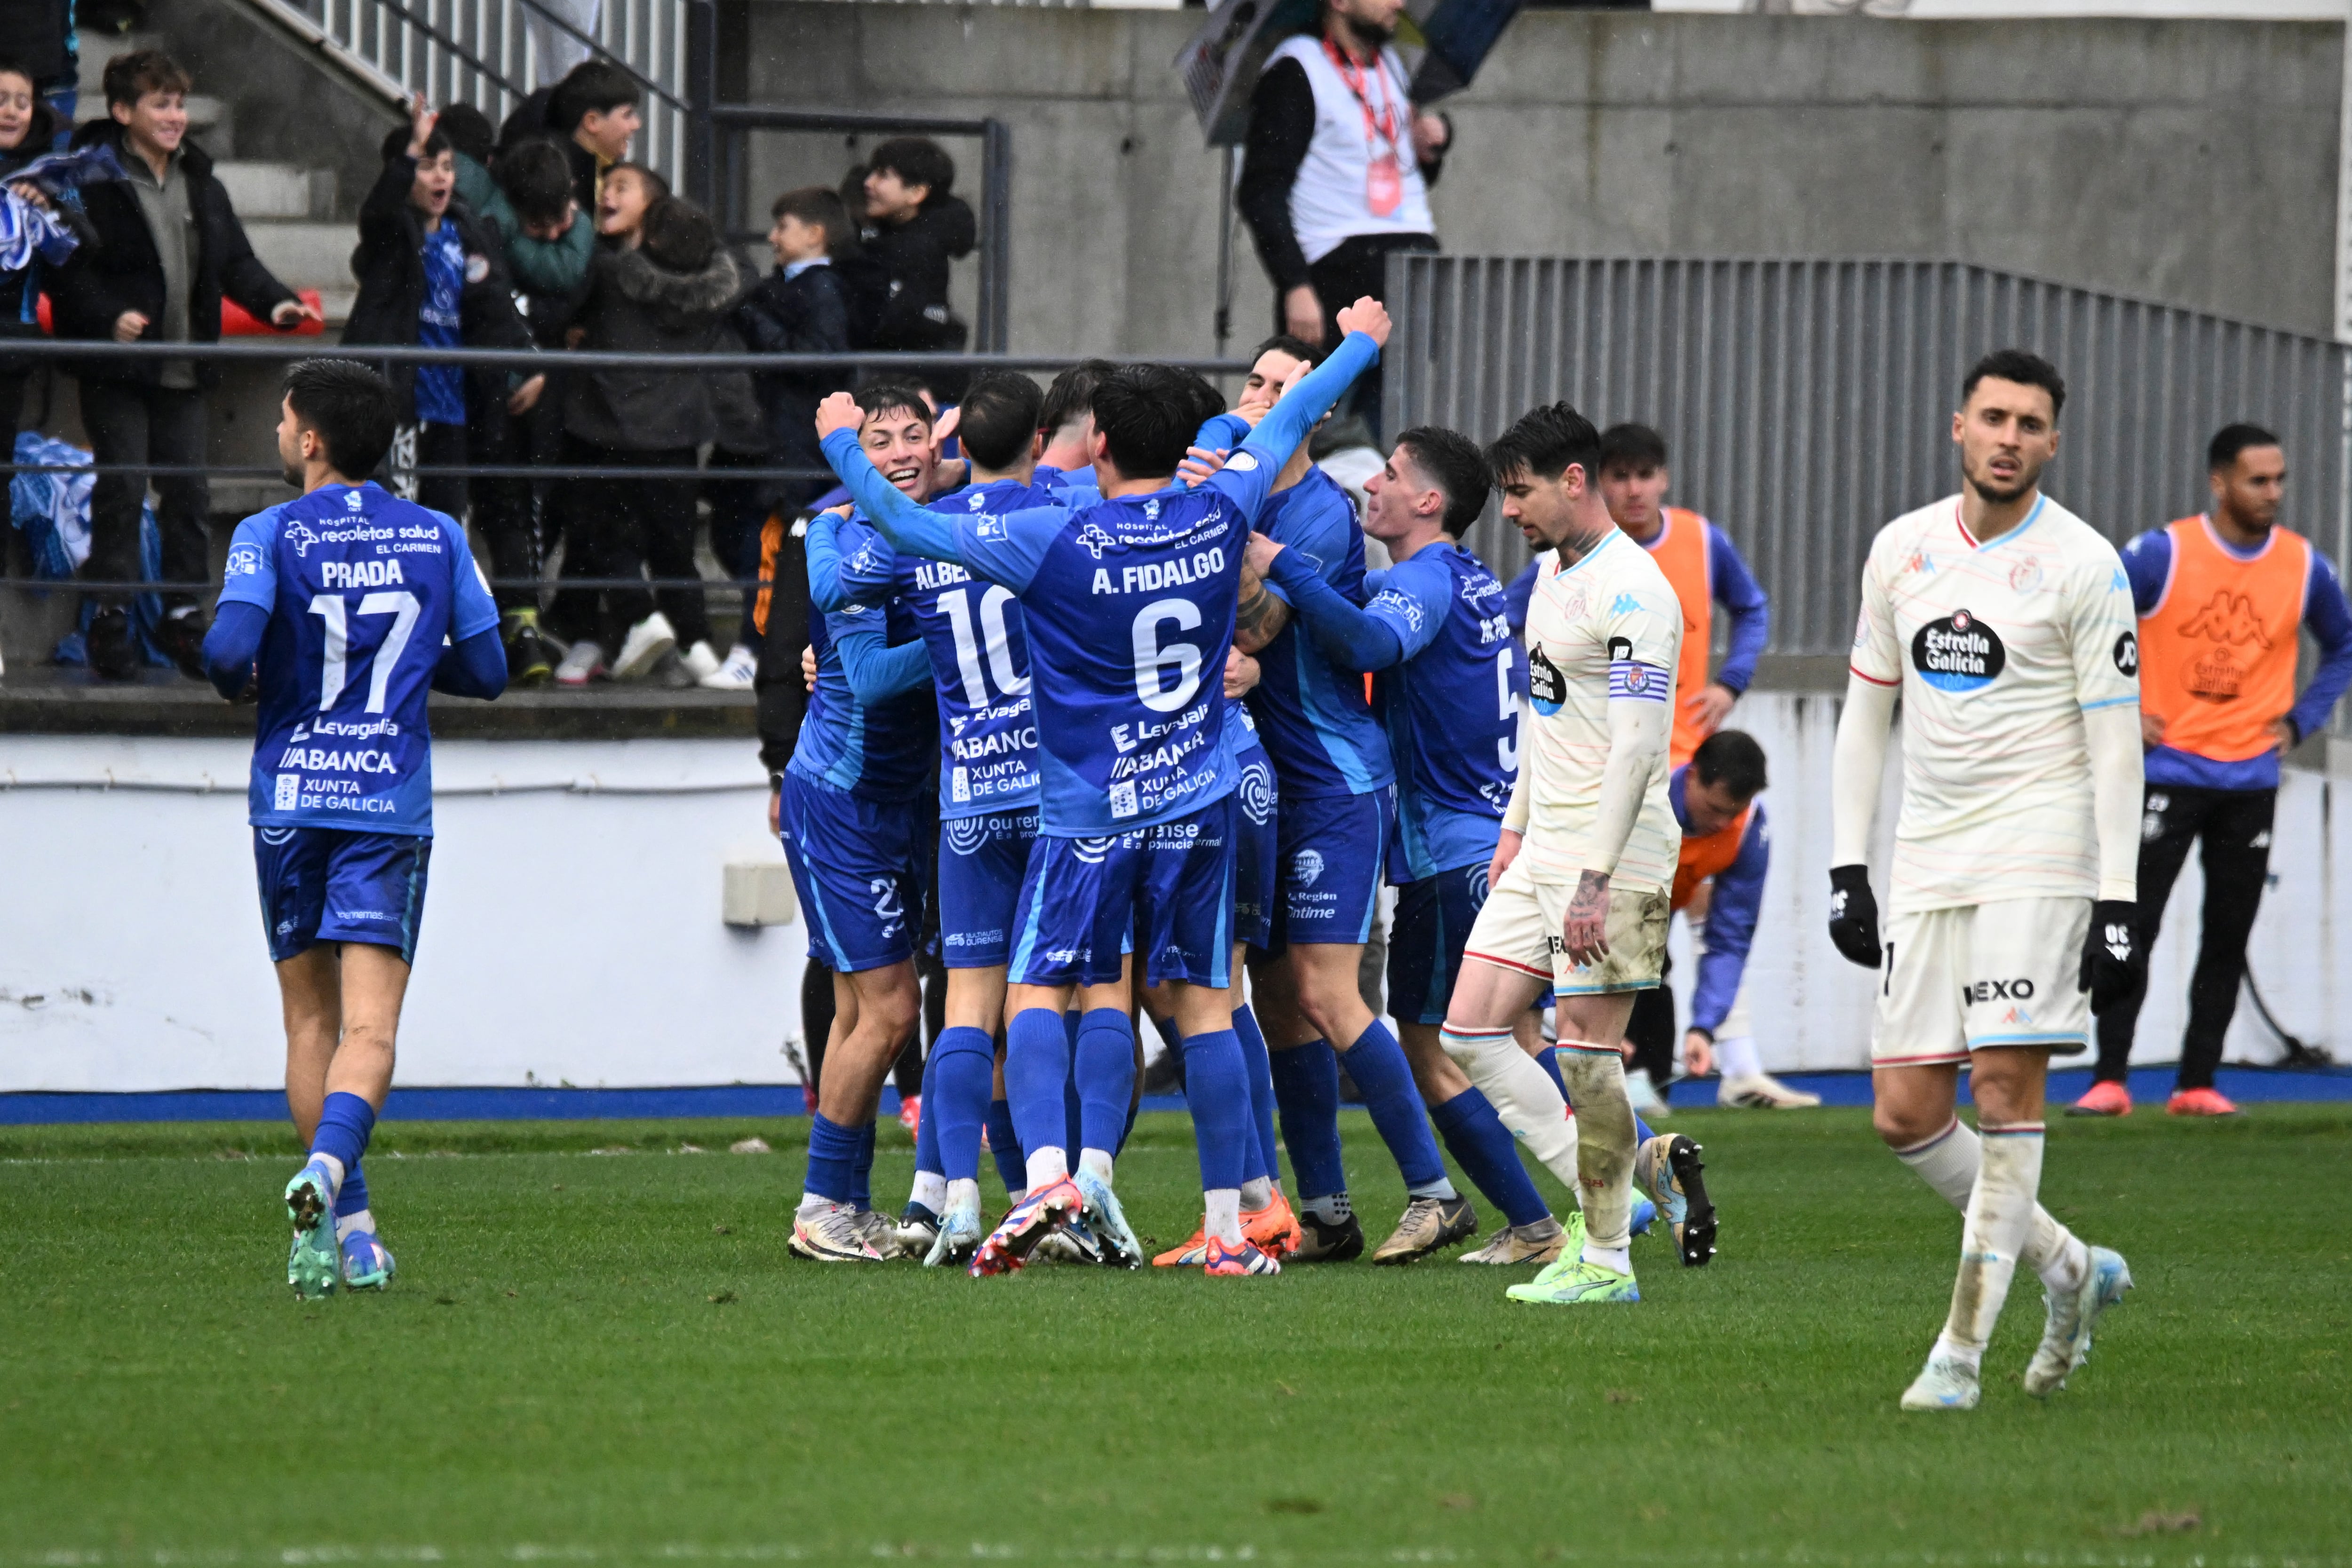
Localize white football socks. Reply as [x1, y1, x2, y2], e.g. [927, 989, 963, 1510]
[1894, 1118, 2089, 1294]
[1940, 1124, 2046, 1355]
[1442, 1025, 1580, 1188]
[333, 1208, 375, 1243]
[1556, 1044, 1639, 1256]
[1205, 1188, 1243, 1246]
[945, 1177, 980, 1216]
[1025, 1147, 1068, 1192]
[1238, 1176, 1272, 1211]
[909, 1171, 947, 1212]
[1078, 1148, 1115, 1185]
[1302, 1192, 1352, 1224]
[1715, 1034, 1763, 1079]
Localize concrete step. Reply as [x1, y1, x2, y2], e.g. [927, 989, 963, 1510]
[243, 219, 354, 293]
[212, 161, 336, 221]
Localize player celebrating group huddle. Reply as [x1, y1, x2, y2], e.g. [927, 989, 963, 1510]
[817, 297, 1392, 1277]
[1829, 349, 2138, 1410]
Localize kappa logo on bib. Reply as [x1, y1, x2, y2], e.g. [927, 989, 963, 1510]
[1911, 609, 2006, 692]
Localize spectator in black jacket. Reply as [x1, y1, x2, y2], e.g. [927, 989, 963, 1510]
[549, 177, 744, 688]
[495, 59, 640, 213]
[841, 137, 973, 395]
[0, 55, 69, 436]
[47, 49, 319, 680]
[343, 98, 534, 521]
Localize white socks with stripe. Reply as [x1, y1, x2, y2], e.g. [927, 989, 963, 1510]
[1440, 1025, 1580, 1189]
[1893, 1117, 2090, 1299]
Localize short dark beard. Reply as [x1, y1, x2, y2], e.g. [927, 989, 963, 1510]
[1340, 13, 1394, 52]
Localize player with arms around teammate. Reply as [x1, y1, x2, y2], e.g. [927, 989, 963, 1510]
[818, 301, 1387, 1276]
[201, 359, 508, 1297]
[1435, 401, 1685, 1307]
[1829, 348, 2141, 1410]
[806, 372, 1090, 1265]
[2072, 423, 2352, 1118]
[1244, 426, 1574, 1265]
[779, 383, 943, 1263]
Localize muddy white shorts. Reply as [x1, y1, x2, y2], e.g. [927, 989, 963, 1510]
[1871, 896, 2092, 1067]
[1462, 855, 1669, 997]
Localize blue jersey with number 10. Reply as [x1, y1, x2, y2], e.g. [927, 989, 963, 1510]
[820, 332, 1380, 837]
[217, 480, 500, 836]
[837, 477, 1049, 817]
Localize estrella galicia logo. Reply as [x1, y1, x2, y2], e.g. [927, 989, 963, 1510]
[1237, 760, 1274, 826]
[1911, 609, 2005, 692]
[2113, 630, 2139, 677]
[1528, 645, 1565, 715]
[945, 816, 989, 856]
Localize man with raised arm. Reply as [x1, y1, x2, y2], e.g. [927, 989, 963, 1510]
[816, 301, 1388, 1278]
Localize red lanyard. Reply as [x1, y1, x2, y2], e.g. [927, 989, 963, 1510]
[1322, 36, 1401, 158]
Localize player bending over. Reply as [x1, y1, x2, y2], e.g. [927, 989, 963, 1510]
[201, 359, 508, 1297]
[1829, 348, 2138, 1410]
[818, 301, 1388, 1276]
[779, 385, 943, 1261]
[1437, 401, 1684, 1307]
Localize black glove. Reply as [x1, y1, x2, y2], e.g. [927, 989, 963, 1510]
[2080, 899, 2144, 1013]
[1827, 863, 1883, 969]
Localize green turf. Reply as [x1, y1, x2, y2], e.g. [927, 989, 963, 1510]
[3, 1107, 2347, 1566]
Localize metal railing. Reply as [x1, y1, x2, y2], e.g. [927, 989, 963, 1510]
[1384, 255, 2352, 657]
[241, 0, 695, 189]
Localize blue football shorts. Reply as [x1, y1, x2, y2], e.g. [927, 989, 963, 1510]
[935, 808, 1038, 969]
[1231, 741, 1279, 950]
[1267, 785, 1395, 949]
[1008, 794, 1239, 990]
[254, 826, 431, 964]
[779, 771, 926, 973]
[1387, 858, 1494, 1026]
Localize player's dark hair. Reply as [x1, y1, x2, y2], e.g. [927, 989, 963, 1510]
[549, 60, 641, 133]
[103, 48, 190, 109]
[1962, 348, 2066, 421]
[867, 136, 954, 202]
[380, 122, 452, 164]
[1394, 426, 1490, 538]
[854, 381, 932, 430]
[1040, 358, 1117, 438]
[284, 360, 398, 480]
[1251, 333, 1322, 368]
[493, 137, 575, 226]
[1599, 422, 1669, 473]
[1486, 401, 1602, 488]
[771, 184, 853, 258]
[640, 195, 717, 273]
[956, 372, 1044, 472]
[436, 103, 496, 166]
[1092, 364, 1216, 479]
[1692, 729, 1769, 800]
[2208, 422, 2281, 473]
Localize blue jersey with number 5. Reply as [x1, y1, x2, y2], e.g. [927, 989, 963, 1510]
[217, 480, 500, 836]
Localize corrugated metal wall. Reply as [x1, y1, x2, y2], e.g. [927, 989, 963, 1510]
[1383, 256, 2351, 657]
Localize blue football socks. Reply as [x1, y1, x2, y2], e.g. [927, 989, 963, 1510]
[1074, 1008, 1136, 1156]
[851, 1119, 876, 1209]
[1232, 1003, 1279, 1186]
[310, 1091, 375, 1195]
[985, 1097, 1026, 1196]
[1178, 1028, 1250, 1193]
[930, 1026, 994, 1184]
[1004, 1007, 1073, 1172]
[1268, 1040, 1345, 1200]
[332, 1161, 370, 1220]
[1537, 1044, 1569, 1101]
[1341, 1020, 1453, 1196]
[1431, 1087, 1549, 1228]
[1635, 1113, 1658, 1147]
[912, 1043, 943, 1179]
[803, 1112, 862, 1204]
[1062, 1010, 1084, 1152]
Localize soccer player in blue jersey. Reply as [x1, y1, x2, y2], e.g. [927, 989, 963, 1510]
[818, 299, 1389, 1276]
[1207, 337, 1468, 1265]
[779, 384, 943, 1263]
[1243, 425, 1581, 1265]
[199, 360, 507, 1298]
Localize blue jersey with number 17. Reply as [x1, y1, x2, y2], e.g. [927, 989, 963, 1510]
[819, 332, 1380, 836]
[216, 480, 500, 836]
[837, 476, 1050, 817]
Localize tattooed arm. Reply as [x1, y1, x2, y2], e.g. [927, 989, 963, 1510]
[1234, 556, 1293, 654]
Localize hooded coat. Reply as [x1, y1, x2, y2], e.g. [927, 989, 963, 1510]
[559, 242, 746, 451]
[839, 193, 975, 355]
[342, 150, 533, 412]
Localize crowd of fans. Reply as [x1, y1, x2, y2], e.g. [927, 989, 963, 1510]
[0, 43, 980, 689]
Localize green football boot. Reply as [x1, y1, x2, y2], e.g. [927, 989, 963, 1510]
[283, 1159, 340, 1299]
[1506, 1256, 1640, 1306]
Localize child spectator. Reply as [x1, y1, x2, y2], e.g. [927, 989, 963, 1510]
[497, 58, 640, 212]
[549, 171, 744, 686]
[0, 55, 66, 436]
[343, 97, 531, 520]
[694, 185, 855, 692]
[840, 137, 974, 390]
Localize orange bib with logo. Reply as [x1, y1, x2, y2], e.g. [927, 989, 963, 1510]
[1672, 800, 1751, 914]
[1645, 507, 1713, 766]
[2139, 516, 2309, 762]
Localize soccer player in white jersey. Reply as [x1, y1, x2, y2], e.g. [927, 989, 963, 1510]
[1828, 348, 2140, 1410]
[1435, 402, 1682, 1307]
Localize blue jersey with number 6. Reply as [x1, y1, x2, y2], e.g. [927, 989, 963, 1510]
[217, 480, 500, 836]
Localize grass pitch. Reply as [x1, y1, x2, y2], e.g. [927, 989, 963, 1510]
[2, 1107, 2346, 1566]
